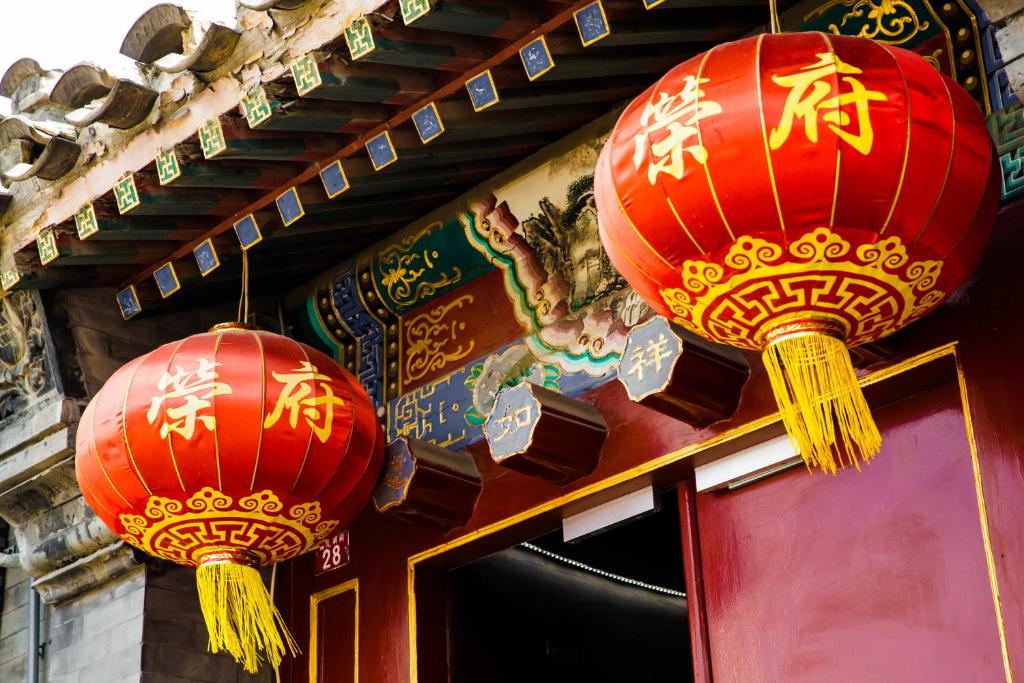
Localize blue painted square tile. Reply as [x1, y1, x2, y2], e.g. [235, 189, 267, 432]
[366, 131, 398, 170]
[234, 214, 263, 250]
[154, 263, 180, 298]
[466, 70, 499, 111]
[520, 37, 554, 81]
[320, 161, 350, 198]
[193, 239, 220, 277]
[412, 103, 444, 143]
[276, 187, 304, 226]
[117, 287, 141, 320]
[575, 2, 610, 46]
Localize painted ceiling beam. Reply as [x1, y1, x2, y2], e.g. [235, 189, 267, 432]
[287, 59, 435, 105]
[191, 118, 347, 163]
[403, 1, 540, 39]
[149, 161, 304, 190]
[44, 236, 179, 266]
[490, 81, 649, 111]
[89, 216, 210, 242]
[121, 0, 600, 288]
[255, 99, 390, 135]
[362, 28, 491, 72]
[92, 182, 261, 217]
[495, 51, 681, 83]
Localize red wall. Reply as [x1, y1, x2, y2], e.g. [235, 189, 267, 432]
[698, 382, 1005, 682]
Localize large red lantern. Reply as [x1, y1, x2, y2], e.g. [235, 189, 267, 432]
[75, 323, 383, 671]
[596, 32, 998, 472]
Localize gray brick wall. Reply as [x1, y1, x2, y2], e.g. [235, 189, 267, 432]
[140, 565, 271, 683]
[1, 566, 30, 683]
[45, 566, 145, 683]
[52, 288, 235, 399]
[1, 563, 276, 683]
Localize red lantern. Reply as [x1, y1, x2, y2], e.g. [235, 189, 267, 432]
[75, 323, 383, 671]
[596, 33, 998, 472]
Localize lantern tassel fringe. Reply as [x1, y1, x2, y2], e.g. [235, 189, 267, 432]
[196, 561, 299, 673]
[763, 329, 882, 474]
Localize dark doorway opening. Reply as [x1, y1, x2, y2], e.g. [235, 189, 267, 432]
[449, 488, 694, 683]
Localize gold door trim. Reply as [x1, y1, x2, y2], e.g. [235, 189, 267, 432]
[310, 578, 359, 683]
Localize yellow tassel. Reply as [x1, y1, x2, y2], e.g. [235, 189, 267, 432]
[196, 554, 299, 674]
[762, 321, 881, 474]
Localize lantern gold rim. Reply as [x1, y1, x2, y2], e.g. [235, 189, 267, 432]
[208, 321, 258, 333]
[763, 315, 848, 348]
[198, 548, 261, 568]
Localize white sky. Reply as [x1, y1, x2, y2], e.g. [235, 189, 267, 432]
[0, 0, 238, 77]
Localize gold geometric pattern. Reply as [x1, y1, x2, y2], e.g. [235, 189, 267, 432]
[156, 149, 181, 185]
[344, 17, 376, 61]
[119, 487, 339, 567]
[661, 227, 943, 349]
[74, 202, 99, 240]
[0, 270, 20, 291]
[199, 119, 227, 159]
[241, 87, 274, 128]
[400, 0, 431, 25]
[36, 229, 59, 265]
[291, 55, 323, 97]
[113, 174, 141, 214]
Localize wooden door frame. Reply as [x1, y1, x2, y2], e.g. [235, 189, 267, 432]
[679, 480, 713, 683]
[403, 342, 1009, 682]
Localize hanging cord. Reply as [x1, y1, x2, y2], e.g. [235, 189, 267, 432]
[769, 0, 782, 34]
[237, 249, 250, 324]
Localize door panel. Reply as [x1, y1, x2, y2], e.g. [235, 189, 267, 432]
[315, 588, 357, 683]
[697, 383, 1004, 683]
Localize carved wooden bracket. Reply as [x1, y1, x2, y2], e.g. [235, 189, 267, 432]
[484, 383, 607, 485]
[616, 317, 748, 428]
[372, 437, 482, 531]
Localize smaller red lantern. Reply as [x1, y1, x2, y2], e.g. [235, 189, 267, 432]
[76, 323, 383, 671]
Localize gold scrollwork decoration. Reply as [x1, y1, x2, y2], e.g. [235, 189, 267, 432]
[661, 227, 944, 350]
[119, 487, 338, 567]
[378, 222, 462, 308]
[922, 48, 944, 71]
[815, 0, 929, 46]
[404, 294, 476, 382]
